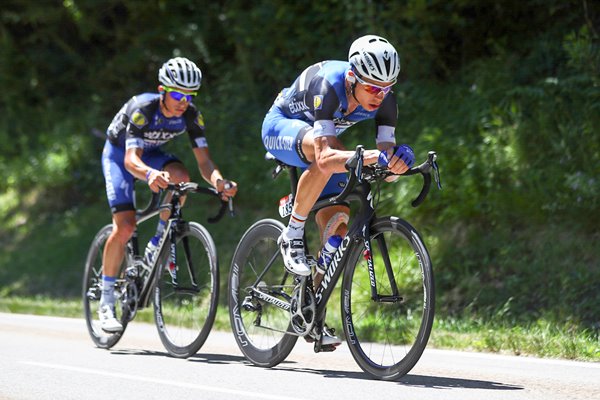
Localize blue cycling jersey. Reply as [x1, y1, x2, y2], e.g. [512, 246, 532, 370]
[272, 60, 397, 140]
[102, 93, 208, 213]
[106, 93, 207, 150]
[262, 60, 399, 200]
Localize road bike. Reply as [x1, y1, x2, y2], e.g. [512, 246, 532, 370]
[228, 146, 441, 380]
[83, 181, 232, 358]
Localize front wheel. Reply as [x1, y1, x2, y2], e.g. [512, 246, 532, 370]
[228, 219, 298, 367]
[153, 221, 219, 358]
[342, 216, 435, 380]
[82, 224, 129, 349]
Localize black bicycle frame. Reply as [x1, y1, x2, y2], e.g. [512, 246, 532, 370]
[257, 148, 438, 331]
[126, 183, 225, 309]
[260, 164, 385, 326]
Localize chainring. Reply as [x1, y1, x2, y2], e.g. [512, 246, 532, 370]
[289, 283, 316, 336]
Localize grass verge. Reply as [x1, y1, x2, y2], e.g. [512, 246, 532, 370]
[1, 296, 598, 362]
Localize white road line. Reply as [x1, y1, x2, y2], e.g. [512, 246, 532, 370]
[22, 361, 310, 400]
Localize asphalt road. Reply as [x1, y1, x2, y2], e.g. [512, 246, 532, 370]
[0, 312, 598, 400]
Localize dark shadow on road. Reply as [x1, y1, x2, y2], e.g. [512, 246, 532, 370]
[399, 374, 523, 390]
[188, 352, 249, 364]
[108, 348, 523, 391]
[109, 349, 248, 365]
[265, 365, 524, 390]
[110, 349, 170, 357]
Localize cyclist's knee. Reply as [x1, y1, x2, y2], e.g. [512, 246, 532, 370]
[316, 206, 349, 245]
[112, 212, 136, 243]
[165, 162, 189, 183]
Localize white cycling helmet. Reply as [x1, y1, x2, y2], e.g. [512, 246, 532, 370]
[348, 35, 400, 83]
[158, 57, 202, 90]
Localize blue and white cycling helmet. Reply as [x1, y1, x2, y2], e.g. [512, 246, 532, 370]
[348, 35, 400, 83]
[158, 57, 202, 91]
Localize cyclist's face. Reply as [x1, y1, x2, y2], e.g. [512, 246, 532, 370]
[353, 75, 394, 112]
[159, 85, 196, 117]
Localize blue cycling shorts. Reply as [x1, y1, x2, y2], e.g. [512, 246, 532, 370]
[101, 141, 179, 213]
[261, 106, 347, 200]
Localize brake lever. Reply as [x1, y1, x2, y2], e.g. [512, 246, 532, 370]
[223, 182, 235, 217]
[425, 151, 442, 190]
[356, 148, 364, 181]
[433, 160, 442, 190]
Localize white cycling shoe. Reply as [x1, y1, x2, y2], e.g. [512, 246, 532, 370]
[306, 325, 342, 347]
[99, 305, 123, 333]
[278, 235, 311, 276]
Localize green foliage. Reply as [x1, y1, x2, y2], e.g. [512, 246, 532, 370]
[1, 0, 599, 349]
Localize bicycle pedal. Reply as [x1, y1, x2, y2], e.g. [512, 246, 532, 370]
[303, 335, 315, 343]
[314, 343, 338, 353]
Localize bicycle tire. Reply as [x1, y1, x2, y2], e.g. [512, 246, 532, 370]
[341, 216, 435, 380]
[154, 221, 219, 358]
[228, 219, 298, 367]
[82, 224, 128, 349]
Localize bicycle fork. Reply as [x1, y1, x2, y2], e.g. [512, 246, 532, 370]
[167, 231, 178, 286]
[363, 227, 402, 303]
[166, 221, 201, 291]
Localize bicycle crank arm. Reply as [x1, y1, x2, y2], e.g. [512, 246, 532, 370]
[374, 295, 404, 303]
[251, 323, 306, 338]
[172, 287, 201, 295]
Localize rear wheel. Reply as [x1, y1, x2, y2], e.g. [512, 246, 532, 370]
[154, 221, 219, 358]
[83, 225, 128, 349]
[342, 216, 434, 380]
[228, 219, 298, 367]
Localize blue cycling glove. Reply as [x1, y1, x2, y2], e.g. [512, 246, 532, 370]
[378, 144, 415, 168]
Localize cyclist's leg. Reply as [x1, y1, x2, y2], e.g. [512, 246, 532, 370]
[102, 143, 137, 278]
[262, 110, 330, 275]
[142, 151, 184, 221]
[314, 171, 351, 239]
[310, 178, 350, 348]
[313, 188, 350, 287]
[101, 141, 137, 331]
[316, 205, 349, 244]
[102, 212, 136, 280]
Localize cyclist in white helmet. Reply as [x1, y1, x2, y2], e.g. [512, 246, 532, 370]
[99, 57, 237, 332]
[262, 35, 414, 347]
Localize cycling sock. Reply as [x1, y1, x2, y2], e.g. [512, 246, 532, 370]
[286, 212, 307, 239]
[100, 275, 117, 307]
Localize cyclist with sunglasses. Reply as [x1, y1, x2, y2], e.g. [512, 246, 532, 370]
[99, 57, 237, 332]
[261, 35, 414, 346]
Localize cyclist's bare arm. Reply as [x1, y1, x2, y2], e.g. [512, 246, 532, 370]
[192, 147, 237, 199]
[124, 147, 170, 192]
[312, 136, 380, 174]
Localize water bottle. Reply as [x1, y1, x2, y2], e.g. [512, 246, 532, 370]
[316, 235, 342, 275]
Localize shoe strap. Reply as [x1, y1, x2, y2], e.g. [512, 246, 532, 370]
[289, 238, 305, 249]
